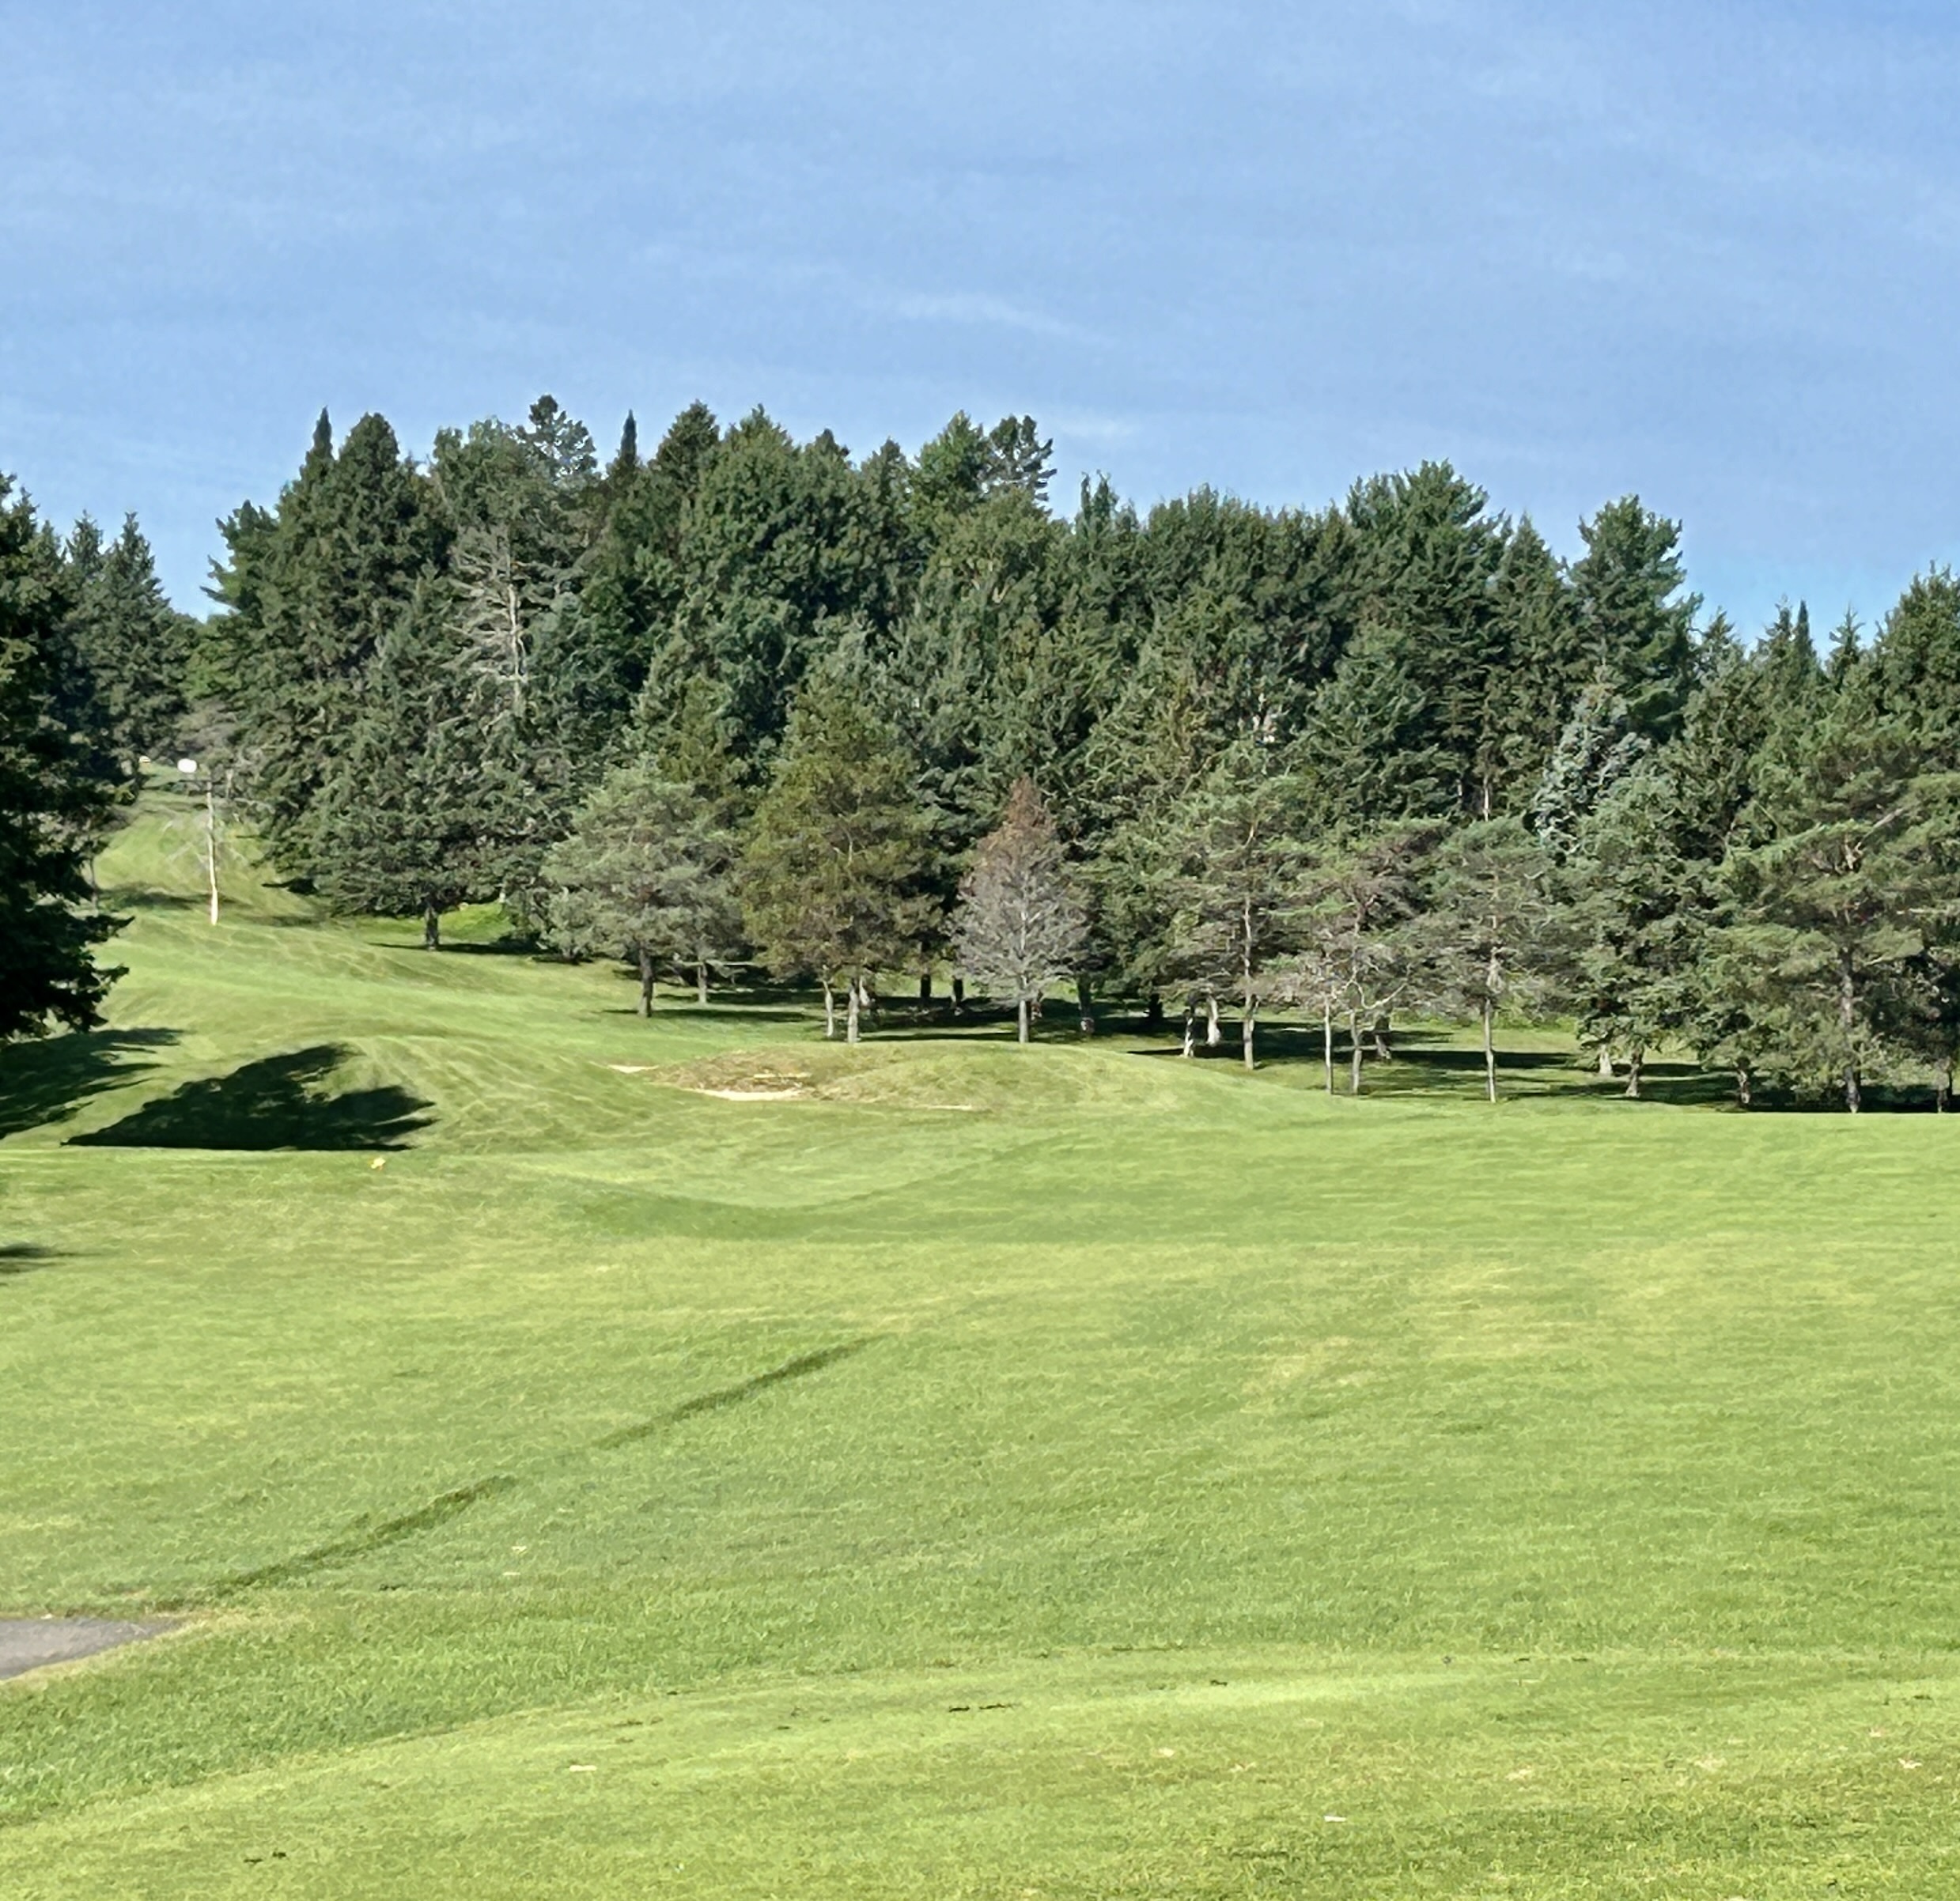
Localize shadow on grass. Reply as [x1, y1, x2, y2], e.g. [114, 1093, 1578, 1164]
[0, 1243, 58, 1281]
[0, 1028, 180, 1139]
[604, 1003, 815, 1025]
[202, 1336, 871, 1601]
[96, 886, 199, 913]
[69, 1045, 432, 1151]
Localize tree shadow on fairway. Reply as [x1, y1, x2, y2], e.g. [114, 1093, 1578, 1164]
[0, 1028, 180, 1139]
[0, 1243, 58, 1281]
[606, 1003, 814, 1025]
[70, 1045, 432, 1151]
[97, 886, 200, 912]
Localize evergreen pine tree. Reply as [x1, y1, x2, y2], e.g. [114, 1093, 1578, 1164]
[0, 477, 125, 1036]
[312, 580, 485, 947]
[67, 513, 193, 762]
[1568, 497, 1699, 743]
[543, 758, 741, 1012]
[1717, 691, 1939, 1111]
[1421, 818, 1567, 1102]
[741, 675, 934, 1042]
[207, 410, 441, 879]
[1164, 737, 1303, 1068]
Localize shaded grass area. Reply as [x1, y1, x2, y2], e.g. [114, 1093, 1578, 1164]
[0, 1027, 179, 1138]
[70, 1045, 431, 1151]
[3, 800, 1960, 1896]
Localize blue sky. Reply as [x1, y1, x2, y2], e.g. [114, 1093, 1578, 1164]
[4, 0, 1958, 633]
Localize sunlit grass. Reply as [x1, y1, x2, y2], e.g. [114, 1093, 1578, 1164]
[2, 798, 1957, 1897]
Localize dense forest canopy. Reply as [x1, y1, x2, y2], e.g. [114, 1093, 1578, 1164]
[6, 394, 1960, 1110]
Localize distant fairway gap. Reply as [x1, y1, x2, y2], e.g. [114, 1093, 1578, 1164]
[4, 801, 1960, 1899]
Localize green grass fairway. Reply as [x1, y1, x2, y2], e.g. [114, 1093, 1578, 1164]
[5, 801, 1960, 1897]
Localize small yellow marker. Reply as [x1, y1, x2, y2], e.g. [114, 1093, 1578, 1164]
[369, 1158, 387, 1170]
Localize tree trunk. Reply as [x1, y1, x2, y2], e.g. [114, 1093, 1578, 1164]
[1622, 1047, 1644, 1100]
[1205, 994, 1222, 1046]
[695, 961, 709, 1006]
[1372, 1014, 1392, 1061]
[1181, 1000, 1197, 1058]
[952, 976, 966, 1017]
[205, 781, 221, 925]
[1482, 949, 1501, 1102]
[1145, 992, 1163, 1028]
[1841, 952, 1860, 1113]
[1077, 975, 1095, 1037]
[823, 980, 836, 1040]
[638, 946, 655, 1018]
[1017, 996, 1030, 1044]
[846, 977, 861, 1045]
[1322, 1000, 1335, 1095]
[1736, 1063, 1752, 1109]
[1597, 1047, 1614, 1079]
[1349, 1011, 1364, 1095]
[1241, 995, 1257, 1071]
[422, 901, 441, 950]
[1939, 1056, 1953, 1114]
[919, 970, 933, 1003]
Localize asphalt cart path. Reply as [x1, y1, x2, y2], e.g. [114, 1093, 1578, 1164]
[0, 1619, 172, 1680]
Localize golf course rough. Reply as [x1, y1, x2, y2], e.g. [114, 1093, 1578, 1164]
[2, 803, 1958, 1897]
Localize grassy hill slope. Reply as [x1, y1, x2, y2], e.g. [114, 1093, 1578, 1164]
[2, 800, 1958, 1897]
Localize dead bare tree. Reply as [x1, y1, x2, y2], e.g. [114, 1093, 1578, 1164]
[954, 780, 1088, 1044]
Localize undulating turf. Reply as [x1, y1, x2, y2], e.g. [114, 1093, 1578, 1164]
[2, 796, 1958, 1896]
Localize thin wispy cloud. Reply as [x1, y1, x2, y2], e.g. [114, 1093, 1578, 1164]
[888, 293, 1095, 344]
[6, 1, 1960, 633]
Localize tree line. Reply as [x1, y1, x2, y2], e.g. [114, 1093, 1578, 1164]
[5, 395, 1960, 1109]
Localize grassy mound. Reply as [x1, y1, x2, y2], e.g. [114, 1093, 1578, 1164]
[2, 800, 1958, 1897]
[653, 1034, 1192, 1114]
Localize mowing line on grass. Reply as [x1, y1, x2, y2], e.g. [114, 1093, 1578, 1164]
[195, 1340, 878, 1602]
[207, 1475, 523, 1596]
[592, 1337, 878, 1448]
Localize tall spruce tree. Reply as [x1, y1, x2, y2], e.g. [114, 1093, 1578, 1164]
[66, 513, 193, 762]
[1717, 686, 1940, 1111]
[207, 411, 441, 879]
[544, 758, 741, 1012]
[1565, 757, 1702, 1094]
[312, 579, 486, 947]
[741, 674, 934, 1042]
[0, 478, 125, 1036]
[1568, 497, 1699, 744]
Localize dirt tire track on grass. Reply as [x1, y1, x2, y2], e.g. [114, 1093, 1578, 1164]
[592, 1336, 875, 1447]
[195, 1338, 877, 1601]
